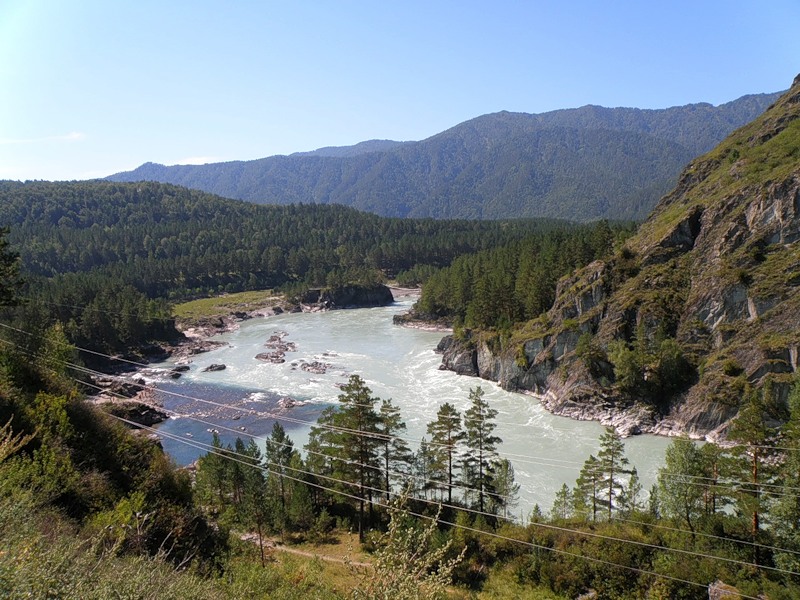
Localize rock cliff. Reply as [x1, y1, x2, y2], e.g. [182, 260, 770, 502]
[438, 75, 800, 439]
[301, 284, 394, 310]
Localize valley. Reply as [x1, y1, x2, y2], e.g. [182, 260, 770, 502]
[1, 72, 799, 600]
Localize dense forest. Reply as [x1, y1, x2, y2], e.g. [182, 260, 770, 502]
[409, 220, 635, 330]
[109, 91, 780, 221]
[0, 180, 579, 354]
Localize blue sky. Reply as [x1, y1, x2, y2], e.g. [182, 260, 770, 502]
[1, 0, 798, 181]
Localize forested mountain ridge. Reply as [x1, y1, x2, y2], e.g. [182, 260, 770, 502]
[108, 92, 781, 221]
[435, 75, 800, 439]
[0, 179, 587, 355]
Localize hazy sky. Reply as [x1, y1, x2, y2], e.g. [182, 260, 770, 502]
[1, 0, 798, 181]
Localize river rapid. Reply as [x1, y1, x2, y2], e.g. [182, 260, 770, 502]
[149, 298, 671, 519]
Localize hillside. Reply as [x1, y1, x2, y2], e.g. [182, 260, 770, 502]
[108, 92, 780, 221]
[436, 76, 800, 439]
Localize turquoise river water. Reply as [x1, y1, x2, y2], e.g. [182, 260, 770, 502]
[148, 298, 671, 519]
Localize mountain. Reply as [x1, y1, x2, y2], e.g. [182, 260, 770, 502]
[290, 139, 410, 158]
[437, 75, 800, 438]
[108, 92, 781, 221]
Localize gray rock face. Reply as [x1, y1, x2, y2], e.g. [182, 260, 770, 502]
[303, 284, 394, 310]
[437, 336, 478, 376]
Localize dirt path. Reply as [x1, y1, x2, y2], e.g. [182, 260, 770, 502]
[272, 543, 371, 568]
[241, 533, 372, 568]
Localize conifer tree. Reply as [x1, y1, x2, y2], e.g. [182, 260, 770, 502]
[773, 377, 800, 572]
[491, 458, 520, 519]
[596, 427, 633, 519]
[305, 374, 383, 541]
[413, 437, 437, 500]
[378, 399, 412, 502]
[619, 466, 643, 516]
[240, 438, 269, 566]
[574, 454, 602, 521]
[551, 483, 573, 521]
[461, 386, 501, 513]
[727, 386, 777, 565]
[426, 402, 465, 504]
[264, 422, 295, 534]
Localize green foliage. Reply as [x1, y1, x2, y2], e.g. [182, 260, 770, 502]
[575, 332, 607, 376]
[305, 374, 385, 541]
[0, 227, 21, 308]
[416, 220, 632, 329]
[462, 386, 502, 514]
[426, 402, 465, 504]
[607, 328, 692, 400]
[351, 499, 465, 600]
[658, 436, 706, 533]
[0, 180, 583, 353]
[550, 483, 573, 521]
[607, 339, 644, 395]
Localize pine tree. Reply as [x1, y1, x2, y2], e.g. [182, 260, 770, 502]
[264, 422, 295, 535]
[727, 386, 777, 565]
[619, 467, 644, 516]
[194, 432, 229, 507]
[490, 458, 520, 519]
[426, 402, 465, 504]
[378, 399, 412, 502]
[305, 374, 382, 542]
[574, 454, 601, 521]
[461, 386, 501, 514]
[240, 438, 269, 567]
[773, 377, 800, 573]
[551, 483, 573, 521]
[596, 427, 633, 519]
[657, 435, 710, 533]
[413, 438, 437, 500]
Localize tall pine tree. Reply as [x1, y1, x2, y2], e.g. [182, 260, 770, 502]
[461, 386, 501, 513]
[426, 402, 465, 504]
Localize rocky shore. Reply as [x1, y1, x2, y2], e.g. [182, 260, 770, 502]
[88, 376, 169, 427]
[433, 331, 738, 440]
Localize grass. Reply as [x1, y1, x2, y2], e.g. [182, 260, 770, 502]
[0, 486, 348, 600]
[172, 289, 283, 321]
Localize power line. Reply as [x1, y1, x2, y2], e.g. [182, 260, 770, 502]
[5, 327, 800, 504]
[95, 394, 800, 581]
[75, 375, 522, 507]
[9, 325, 800, 572]
[85, 373, 800, 562]
[9, 331, 793, 593]
[104, 413, 766, 600]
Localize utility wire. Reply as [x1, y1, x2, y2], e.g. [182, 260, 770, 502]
[86, 373, 800, 561]
[5, 326, 800, 502]
[9, 326, 800, 570]
[105, 412, 766, 600]
[98, 402, 800, 580]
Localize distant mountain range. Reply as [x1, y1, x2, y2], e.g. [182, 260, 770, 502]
[109, 92, 782, 221]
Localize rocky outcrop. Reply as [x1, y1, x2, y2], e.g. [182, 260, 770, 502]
[301, 284, 394, 310]
[436, 75, 800, 439]
[102, 400, 169, 427]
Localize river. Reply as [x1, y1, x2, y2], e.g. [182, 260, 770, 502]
[149, 298, 672, 519]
